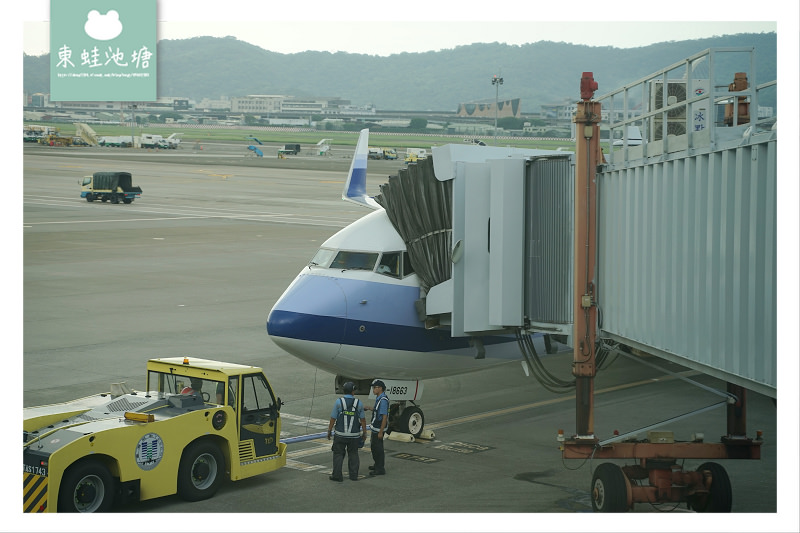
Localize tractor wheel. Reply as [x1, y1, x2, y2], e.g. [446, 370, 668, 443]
[177, 440, 225, 502]
[591, 463, 629, 512]
[57, 459, 115, 513]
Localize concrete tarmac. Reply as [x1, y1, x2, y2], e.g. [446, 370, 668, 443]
[20, 143, 788, 529]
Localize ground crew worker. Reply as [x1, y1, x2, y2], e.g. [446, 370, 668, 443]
[181, 377, 203, 395]
[327, 382, 367, 482]
[365, 379, 389, 476]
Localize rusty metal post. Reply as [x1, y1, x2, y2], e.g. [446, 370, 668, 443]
[724, 72, 750, 126]
[572, 73, 602, 438]
[726, 383, 747, 437]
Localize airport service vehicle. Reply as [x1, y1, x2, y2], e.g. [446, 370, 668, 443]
[23, 357, 287, 513]
[140, 133, 168, 149]
[279, 143, 301, 155]
[368, 147, 398, 160]
[80, 171, 142, 204]
[404, 147, 427, 162]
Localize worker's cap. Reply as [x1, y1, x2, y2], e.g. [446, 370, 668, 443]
[343, 382, 355, 394]
[371, 379, 386, 390]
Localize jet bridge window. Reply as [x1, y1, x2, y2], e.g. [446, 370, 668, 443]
[330, 251, 378, 271]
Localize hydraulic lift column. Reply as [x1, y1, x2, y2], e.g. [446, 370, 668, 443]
[572, 72, 603, 440]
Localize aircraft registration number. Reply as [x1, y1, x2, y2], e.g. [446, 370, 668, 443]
[388, 386, 408, 395]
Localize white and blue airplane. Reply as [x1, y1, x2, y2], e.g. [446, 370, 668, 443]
[267, 129, 559, 437]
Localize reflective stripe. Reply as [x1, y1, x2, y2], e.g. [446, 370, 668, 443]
[335, 397, 362, 438]
[370, 395, 389, 432]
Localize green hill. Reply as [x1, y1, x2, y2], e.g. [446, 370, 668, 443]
[24, 32, 776, 113]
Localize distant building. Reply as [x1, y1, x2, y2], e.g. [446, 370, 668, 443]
[231, 95, 282, 114]
[456, 98, 521, 119]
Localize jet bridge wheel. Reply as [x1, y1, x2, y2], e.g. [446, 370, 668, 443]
[687, 462, 732, 512]
[591, 463, 630, 512]
[57, 459, 115, 513]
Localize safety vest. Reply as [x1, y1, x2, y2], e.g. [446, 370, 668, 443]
[334, 397, 362, 438]
[370, 394, 389, 432]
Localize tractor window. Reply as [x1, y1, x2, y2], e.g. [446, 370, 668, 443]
[146, 371, 222, 404]
[241, 373, 277, 414]
[217, 376, 238, 411]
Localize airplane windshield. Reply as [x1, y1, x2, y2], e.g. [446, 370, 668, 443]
[309, 248, 336, 268]
[331, 251, 378, 271]
[376, 251, 415, 278]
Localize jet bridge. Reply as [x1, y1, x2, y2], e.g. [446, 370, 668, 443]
[375, 46, 775, 512]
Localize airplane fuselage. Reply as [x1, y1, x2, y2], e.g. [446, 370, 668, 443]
[267, 209, 522, 381]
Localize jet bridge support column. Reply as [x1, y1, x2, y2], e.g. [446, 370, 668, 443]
[572, 72, 602, 440]
[561, 69, 764, 514]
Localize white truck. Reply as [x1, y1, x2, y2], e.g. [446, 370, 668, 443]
[140, 134, 169, 149]
[404, 148, 428, 162]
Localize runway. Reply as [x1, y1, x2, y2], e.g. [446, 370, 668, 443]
[20, 143, 782, 525]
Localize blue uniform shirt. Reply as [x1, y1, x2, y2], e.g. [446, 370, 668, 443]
[370, 392, 389, 432]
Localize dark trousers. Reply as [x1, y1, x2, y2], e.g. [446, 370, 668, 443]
[331, 436, 360, 480]
[370, 432, 385, 473]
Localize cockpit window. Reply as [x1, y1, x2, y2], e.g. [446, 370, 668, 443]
[311, 248, 415, 277]
[331, 251, 379, 271]
[376, 251, 416, 278]
[309, 248, 336, 268]
[376, 252, 401, 278]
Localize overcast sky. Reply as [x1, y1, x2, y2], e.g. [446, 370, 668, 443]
[20, 0, 783, 57]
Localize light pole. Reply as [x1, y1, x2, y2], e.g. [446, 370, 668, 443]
[129, 104, 137, 148]
[492, 74, 503, 144]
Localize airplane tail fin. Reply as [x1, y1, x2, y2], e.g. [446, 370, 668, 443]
[342, 128, 381, 210]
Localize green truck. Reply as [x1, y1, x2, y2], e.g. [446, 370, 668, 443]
[80, 172, 142, 204]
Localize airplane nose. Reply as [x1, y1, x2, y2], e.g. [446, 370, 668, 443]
[267, 274, 347, 346]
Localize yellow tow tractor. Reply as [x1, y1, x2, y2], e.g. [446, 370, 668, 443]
[23, 357, 287, 513]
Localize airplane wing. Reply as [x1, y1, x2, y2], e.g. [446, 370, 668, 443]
[342, 129, 382, 210]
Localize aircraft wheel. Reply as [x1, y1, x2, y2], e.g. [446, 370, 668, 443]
[177, 440, 225, 502]
[396, 406, 424, 438]
[689, 462, 732, 512]
[57, 459, 115, 513]
[591, 463, 629, 512]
